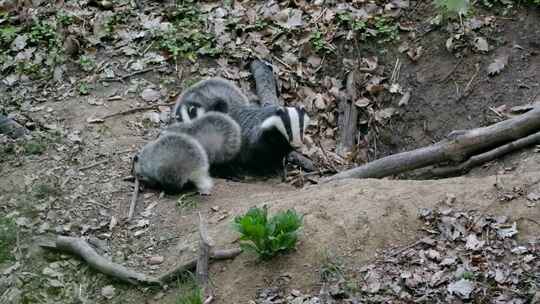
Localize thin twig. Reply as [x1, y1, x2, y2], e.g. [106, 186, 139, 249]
[438, 59, 462, 83]
[100, 67, 158, 83]
[78, 159, 109, 171]
[196, 212, 214, 302]
[99, 102, 176, 120]
[127, 178, 140, 222]
[316, 140, 339, 173]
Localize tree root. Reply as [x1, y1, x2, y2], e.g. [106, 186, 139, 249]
[424, 130, 540, 178]
[39, 236, 241, 287]
[324, 105, 540, 182]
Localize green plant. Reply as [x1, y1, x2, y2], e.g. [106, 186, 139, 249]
[32, 179, 62, 199]
[57, 11, 74, 26]
[0, 217, 17, 263]
[461, 271, 475, 280]
[175, 274, 203, 304]
[176, 192, 199, 211]
[105, 12, 129, 35]
[22, 131, 62, 155]
[0, 25, 20, 45]
[157, 1, 220, 61]
[310, 30, 334, 54]
[29, 21, 60, 48]
[78, 55, 96, 72]
[233, 206, 303, 260]
[320, 251, 345, 282]
[434, 0, 470, 16]
[372, 17, 399, 43]
[337, 13, 398, 43]
[78, 82, 90, 95]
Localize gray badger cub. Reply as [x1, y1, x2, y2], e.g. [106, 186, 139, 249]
[171, 77, 249, 123]
[132, 133, 213, 195]
[161, 112, 242, 165]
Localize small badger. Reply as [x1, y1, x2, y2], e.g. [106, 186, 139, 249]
[160, 112, 242, 165]
[171, 77, 250, 123]
[132, 133, 213, 195]
[225, 104, 311, 174]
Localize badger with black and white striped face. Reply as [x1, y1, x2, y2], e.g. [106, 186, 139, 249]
[132, 133, 213, 195]
[160, 112, 242, 165]
[171, 77, 249, 123]
[223, 104, 310, 175]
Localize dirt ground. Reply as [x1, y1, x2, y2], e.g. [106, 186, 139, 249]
[1, 2, 540, 304]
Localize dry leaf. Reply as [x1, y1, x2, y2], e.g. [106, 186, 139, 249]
[141, 88, 160, 102]
[448, 279, 474, 299]
[355, 97, 371, 108]
[487, 54, 509, 76]
[398, 89, 412, 106]
[473, 37, 489, 52]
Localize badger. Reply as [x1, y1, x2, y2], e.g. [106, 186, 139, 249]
[132, 133, 213, 195]
[223, 104, 311, 175]
[160, 112, 242, 165]
[171, 77, 250, 123]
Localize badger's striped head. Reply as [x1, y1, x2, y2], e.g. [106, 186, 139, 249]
[174, 99, 229, 123]
[260, 106, 310, 150]
[175, 102, 206, 122]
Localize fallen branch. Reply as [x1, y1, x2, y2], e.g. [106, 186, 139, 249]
[424, 130, 540, 178]
[157, 248, 242, 284]
[127, 178, 140, 222]
[39, 236, 242, 286]
[324, 106, 540, 182]
[196, 213, 214, 302]
[336, 71, 359, 157]
[40, 236, 160, 285]
[250, 59, 281, 106]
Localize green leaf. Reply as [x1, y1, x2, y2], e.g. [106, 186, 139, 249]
[232, 206, 303, 260]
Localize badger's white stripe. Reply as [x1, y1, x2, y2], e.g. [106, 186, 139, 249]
[261, 116, 288, 141]
[287, 107, 302, 148]
[196, 107, 206, 119]
[180, 106, 191, 122]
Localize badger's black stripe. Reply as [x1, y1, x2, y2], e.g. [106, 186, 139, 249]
[280, 108, 293, 142]
[297, 107, 305, 141]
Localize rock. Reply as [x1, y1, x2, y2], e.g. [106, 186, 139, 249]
[148, 256, 164, 265]
[101, 285, 115, 299]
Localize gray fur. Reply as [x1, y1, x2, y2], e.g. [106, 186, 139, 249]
[172, 77, 249, 122]
[161, 112, 242, 165]
[133, 133, 213, 195]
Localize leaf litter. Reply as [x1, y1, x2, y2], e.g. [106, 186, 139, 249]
[255, 208, 539, 303]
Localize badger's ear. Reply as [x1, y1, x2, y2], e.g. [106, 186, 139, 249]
[212, 99, 229, 113]
[276, 106, 286, 115]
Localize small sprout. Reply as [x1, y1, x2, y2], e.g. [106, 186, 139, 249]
[233, 205, 303, 260]
[176, 277, 203, 304]
[78, 82, 90, 95]
[78, 55, 96, 72]
[176, 192, 199, 211]
[0, 217, 17, 263]
[310, 30, 334, 54]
